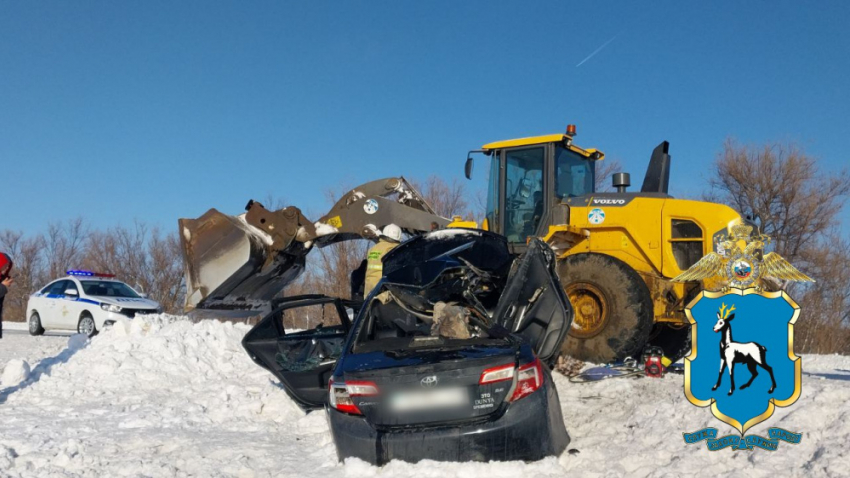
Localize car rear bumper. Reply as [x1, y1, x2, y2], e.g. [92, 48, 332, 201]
[327, 377, 569, 465]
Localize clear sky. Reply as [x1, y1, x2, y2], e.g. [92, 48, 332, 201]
[2, 1, 849, 235]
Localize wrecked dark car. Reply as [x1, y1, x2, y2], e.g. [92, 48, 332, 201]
[243, 229, 574, 464]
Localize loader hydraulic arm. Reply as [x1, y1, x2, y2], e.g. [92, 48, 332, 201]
[179, 177, 451, 319]
[243, 177, 450, 250]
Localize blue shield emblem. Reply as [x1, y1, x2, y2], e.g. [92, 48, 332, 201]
[685, 288, 801, 434]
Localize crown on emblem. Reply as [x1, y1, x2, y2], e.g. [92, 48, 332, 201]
[730, 224, 753, 239]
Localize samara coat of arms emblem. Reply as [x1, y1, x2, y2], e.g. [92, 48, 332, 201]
[673, 223, 812, 451]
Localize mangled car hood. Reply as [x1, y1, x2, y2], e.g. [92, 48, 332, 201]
[379, 229, 572, 364]
[382, 229, 513, 287]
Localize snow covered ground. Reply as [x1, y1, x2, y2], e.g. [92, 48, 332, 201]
[0, 317, 847, 477]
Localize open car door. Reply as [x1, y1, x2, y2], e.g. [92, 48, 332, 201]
[493, 239, 573, 365]
[242, 295, 361, 410]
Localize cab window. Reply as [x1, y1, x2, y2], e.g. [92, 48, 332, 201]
[670, 219, 703, 270]
[503, 147, 544, 242]
[555, 147, 595, 198]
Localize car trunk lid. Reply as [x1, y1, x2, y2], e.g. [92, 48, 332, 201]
[342, 343, 519, 427]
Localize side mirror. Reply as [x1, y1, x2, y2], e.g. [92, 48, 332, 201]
[464, 157, 474, 179]
[65, 289, 78, 296]
[139, 293, 148, 298]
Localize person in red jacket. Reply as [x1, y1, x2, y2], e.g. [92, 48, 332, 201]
[0, 252, 13, 339]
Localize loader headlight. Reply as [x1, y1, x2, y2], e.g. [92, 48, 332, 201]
[101, 304, 122, 313]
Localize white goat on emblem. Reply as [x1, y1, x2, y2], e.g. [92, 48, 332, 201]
[711, 303, 776, 396]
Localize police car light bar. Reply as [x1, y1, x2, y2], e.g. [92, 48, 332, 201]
[66, 270, 116, 278]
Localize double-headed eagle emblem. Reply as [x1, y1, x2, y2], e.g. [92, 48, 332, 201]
[673, 223, 814, 289]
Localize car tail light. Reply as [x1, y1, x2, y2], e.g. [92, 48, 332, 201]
[509, 358, 544, 402]
[479, 363, 515, 384]
[346, 380, 380, 397]
[328, 379, 379, 415]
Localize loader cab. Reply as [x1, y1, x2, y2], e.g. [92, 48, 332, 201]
[468, 128, 603, 248]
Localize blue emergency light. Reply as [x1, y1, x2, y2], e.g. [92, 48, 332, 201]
[66, 270, 116, 278]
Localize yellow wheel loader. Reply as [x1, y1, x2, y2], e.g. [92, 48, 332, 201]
[463, 126, 741, 362]
[178, 126, 741, 363]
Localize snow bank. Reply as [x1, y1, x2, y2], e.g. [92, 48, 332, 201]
[555, 358, 850, 477]
[0, 316, 847, 477]
[0, 316, 312, 476]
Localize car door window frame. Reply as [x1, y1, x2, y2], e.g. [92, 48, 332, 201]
[242, 295, 360, 410]
[48, 280, 70, 296]
[64, 280, 79, 296]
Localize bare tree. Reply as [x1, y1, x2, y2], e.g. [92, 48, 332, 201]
[44, 217, 88, 278]
[83, 223, 185, 313]
[705, 139, 850, 263]
[260, 193, 289, 211]
[413, 175, 469, 219]
[595, 159, 624, 193]
[794, 236, 850, 353]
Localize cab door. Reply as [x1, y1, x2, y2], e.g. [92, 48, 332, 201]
[242, 295, 360, 410]
[492, 238, 573, 365]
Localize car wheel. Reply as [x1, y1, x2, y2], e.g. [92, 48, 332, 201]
[29, 311, 45, 336]
[558, 253, 653, 363]
[78, 313, 97, 337]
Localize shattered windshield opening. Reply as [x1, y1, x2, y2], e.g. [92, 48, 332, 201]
[352, 230, 543, 355]
[353, 235, 514, 354]
[352, 290, 511, 354]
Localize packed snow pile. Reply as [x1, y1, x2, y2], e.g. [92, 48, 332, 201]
[1, 359, 31, 388]
[0, 317, 314, 476]
[0, 316, 848, 477]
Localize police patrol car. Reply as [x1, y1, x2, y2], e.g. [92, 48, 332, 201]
[26, 270, 161, 337]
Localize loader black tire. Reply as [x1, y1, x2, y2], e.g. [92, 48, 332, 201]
[558, 253, 653, 363]
[646, 323, 691, 362]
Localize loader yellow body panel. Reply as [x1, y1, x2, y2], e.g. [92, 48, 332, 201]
[546, 196, 740, 324]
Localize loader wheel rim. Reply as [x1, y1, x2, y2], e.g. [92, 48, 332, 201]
[565, 282, 609, 339]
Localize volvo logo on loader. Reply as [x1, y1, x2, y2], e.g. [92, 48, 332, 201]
[420, 375, 438, 388]
[591, 198, 628, 206]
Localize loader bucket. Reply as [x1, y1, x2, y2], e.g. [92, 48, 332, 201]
[179, 208, 309, 320]
[177, 177, 449, 321]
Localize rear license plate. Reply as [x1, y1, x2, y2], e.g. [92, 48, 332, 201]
[390, 388, 468, 412]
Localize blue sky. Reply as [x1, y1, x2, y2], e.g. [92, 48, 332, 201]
[2, 1, 849, 235]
